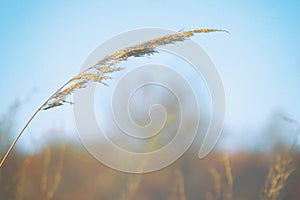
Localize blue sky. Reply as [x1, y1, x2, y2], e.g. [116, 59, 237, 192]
[0, 0, 299, 151]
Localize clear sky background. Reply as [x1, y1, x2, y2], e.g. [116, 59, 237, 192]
[0, 0, 299, 152]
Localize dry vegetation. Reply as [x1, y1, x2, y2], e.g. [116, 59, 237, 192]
[1, 29, 299, 199]
[0, 106, 299, 199]
[206, 154, 233, 200]
[0, 28, 227, 168]
[262, 153, 295, 200]
[0, 144, 299, 200]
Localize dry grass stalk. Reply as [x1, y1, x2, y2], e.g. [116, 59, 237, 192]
[119, 137, 159, 200]
[15, 171, 25, 200]
[0, 28, 226, 168]
[206, 154, 233, 200]
[15, 156, 32, 200]
[0, 156, 31, 198]
[176, 168, 187, 200]
[206, 168, 222, 200]
[119, 175, 143, 200]
[169, 174, 178, 200]
[41, 146, 52, 194]
[45, 144, 66, 200]
[168, 168, 187, 200]
[222, 154, 233, 200]
[262, 153, 295, 200]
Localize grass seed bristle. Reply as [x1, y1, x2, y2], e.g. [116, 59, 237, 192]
[0, 28, 226, 168]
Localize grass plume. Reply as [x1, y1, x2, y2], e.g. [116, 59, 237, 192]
[0, 28, 226, 168]
[262, 153, 295, 200]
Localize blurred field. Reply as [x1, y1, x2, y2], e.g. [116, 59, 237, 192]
[0, 101, 299, 200]
[1, 143, 299, 200]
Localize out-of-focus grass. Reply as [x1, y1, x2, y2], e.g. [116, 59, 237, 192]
[0, 100, 298, 199]
[0, 143, 299, 200]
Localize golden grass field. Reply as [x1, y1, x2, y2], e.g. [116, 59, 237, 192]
[0, 142, 299, 200]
